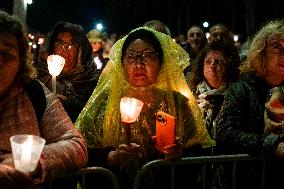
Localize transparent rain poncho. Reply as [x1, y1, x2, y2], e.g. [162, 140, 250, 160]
[75, 27, 215, 163]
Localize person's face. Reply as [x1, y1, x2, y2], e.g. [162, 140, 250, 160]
[208, 26, 231, 44]
[91, 41, 103, 52]
[187, 27, 204, 51]
[123, 39, 161, 87]
[263, 39, 284, 86]
[0, 32, 20, 97]
[203, 50, 227, 89]
[54, 32, 78, 74]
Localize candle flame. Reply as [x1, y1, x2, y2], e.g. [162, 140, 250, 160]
[47, 55, 65, 76]
[120, 97, 144, 123]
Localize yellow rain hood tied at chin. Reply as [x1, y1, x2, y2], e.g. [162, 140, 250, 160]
[75, 27, 215, 150]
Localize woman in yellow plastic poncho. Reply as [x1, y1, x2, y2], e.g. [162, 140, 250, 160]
[75, 27, 215, 189]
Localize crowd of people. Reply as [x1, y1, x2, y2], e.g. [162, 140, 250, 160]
[0, 9, 284, 189]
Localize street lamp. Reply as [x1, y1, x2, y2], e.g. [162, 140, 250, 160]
[13, 0, 32, 25]
[25, 0, 32, 4]
[203, 21, 209, 28]
[96, 23, 104, 31]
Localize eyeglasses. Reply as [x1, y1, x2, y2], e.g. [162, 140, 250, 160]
[124, 51, 158, 64]
[54, 40, 78, 50]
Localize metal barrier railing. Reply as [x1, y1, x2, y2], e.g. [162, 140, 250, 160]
[44, 166, 120, 189]
[133, 154, 266, 189]
[39, 154, 267, 189]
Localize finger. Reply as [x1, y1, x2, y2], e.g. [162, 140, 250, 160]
[151, 136, 157, 143]
[118, 144, 129, 151]
[198, 93, 207, 99]
[129, 143, 141, 152]
[164, 144, 177, 150]
[117, 151, 137, 164]
[129, 143, 140, 148]
[117, 149, 132, 159]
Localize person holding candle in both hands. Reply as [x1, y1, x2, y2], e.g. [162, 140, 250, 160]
[75, 27, 215, 189]
[0, 11, 87, 188]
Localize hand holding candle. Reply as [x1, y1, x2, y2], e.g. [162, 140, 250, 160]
[47, 55, 65, 94]
[10, 135, 46, 173]
[120, 97, 144, 144]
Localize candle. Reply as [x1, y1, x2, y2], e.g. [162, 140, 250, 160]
[47, 55, 65, 93]
[10, 135, 46, 173]
[120, 97, 144, 144]
[47, 55, 65, 76]
[20, 136, 33, 172]
[94, 56, 103, 69]
[120, 97, 144, 123]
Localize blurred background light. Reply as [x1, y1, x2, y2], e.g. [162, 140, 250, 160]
[203, 21, 209, 28]
[96, 23, 103, 31]
[25, 0, 33, 5]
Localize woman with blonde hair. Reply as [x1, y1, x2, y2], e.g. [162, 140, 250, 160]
[216, 19, 284, 188]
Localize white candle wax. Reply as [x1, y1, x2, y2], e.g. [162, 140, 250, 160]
[20, 137, 33, 172]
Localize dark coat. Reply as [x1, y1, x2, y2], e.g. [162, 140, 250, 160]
[36, 22, 100, 123]
[215, 72, 284, 189]
[216, 72, 284, 157]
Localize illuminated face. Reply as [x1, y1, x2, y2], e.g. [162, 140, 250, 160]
[263, 39, 284, 86]
[54, 32, 78, 74]
[203, 50, 227, 89]
[0, 32, 20, 97]
[123, 39, 161, 87]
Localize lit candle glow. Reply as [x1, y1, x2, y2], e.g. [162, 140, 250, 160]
[10, 135, 46, 173]
[94, 56, 103, 69]
[120, 97, 144, 123]
[47, 55, 65, 76]
[20, 136, 33, 172]
[47, 55, 65, 93]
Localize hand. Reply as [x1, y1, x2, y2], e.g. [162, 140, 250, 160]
[0, 165, 34, 189]
[163, 143, 182, 161]
[0, 153, 15, 167]
[108, 143, 141, 166]
[275, 142, 284, 159]
[55, 94, 67, 102]
[151, 136, 182, 160]
[163, 138, 182, 161]
[197, 99, 211, 109]
[29, 156, 43, 184]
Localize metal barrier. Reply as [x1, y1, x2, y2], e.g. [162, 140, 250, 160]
[133, 154, 266, 189]
[39, 154, 269, 189]
[44, 166, 120, 189]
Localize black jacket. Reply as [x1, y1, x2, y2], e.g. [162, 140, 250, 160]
[216, 72, 284, 157]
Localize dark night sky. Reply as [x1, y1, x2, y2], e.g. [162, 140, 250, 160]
[1, 0, 283, 41]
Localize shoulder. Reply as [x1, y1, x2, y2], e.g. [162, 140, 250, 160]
[229, 72, 263, 94]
